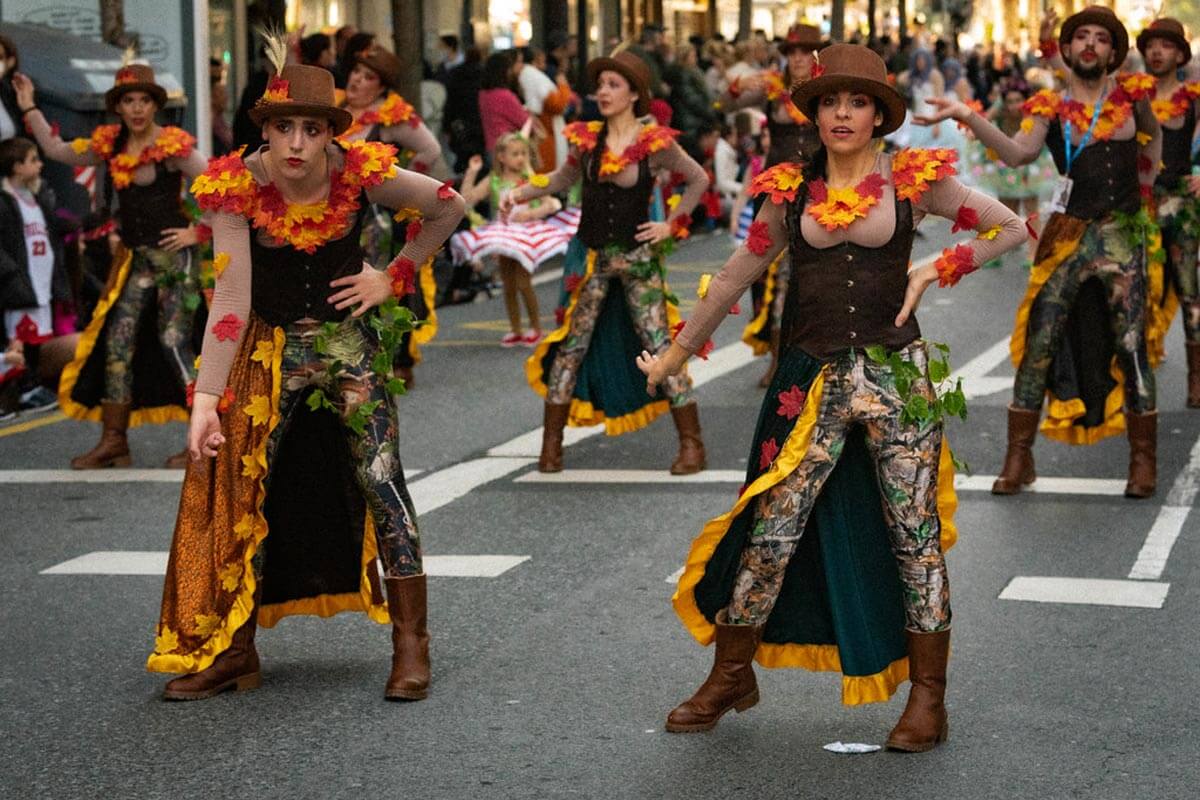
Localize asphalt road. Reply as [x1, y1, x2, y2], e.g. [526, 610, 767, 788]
[1, 224, 1197, 799]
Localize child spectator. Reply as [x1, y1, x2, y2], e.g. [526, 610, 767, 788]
[452, 133, 576, 347]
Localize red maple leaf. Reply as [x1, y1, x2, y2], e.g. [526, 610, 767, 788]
[759, 437, 780, 470]
[554, 306, 566, 325]
[806, 178, 829, 204]
[564, 273, 584, 293]
[404, 218, 424, 242]
[14, 314, 50, 345]
[695, 338, 714, 360]
[185, 381, 195, 408]
[217, 387, 237, 414]
[211, 313, 244, 342]
[388, 257, 417, 296]
[437, 180, 456, 200]
[859, 172, 886, 197]
[776, 385, 808, 420]
[671, 320, 687, 339]
[1025, 214, 1039, 241]
[745, 221, 772, 255]
[810, 63, 826, 78]
[729, 302, 741, 315]
[951, 204, 979, 233]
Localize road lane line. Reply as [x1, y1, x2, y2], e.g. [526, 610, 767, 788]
[407, 457, 537, 515]
[953, 475, 1127, 495]
[41, 551, 528, 577]
[949, 336, 1012, 399]
[0, 468, 424, 484]
[998, 576, 1170, 609]
[0, 411, 67, 438]
[516, 469, 747, 484]
[1128, 431, 1200, 580]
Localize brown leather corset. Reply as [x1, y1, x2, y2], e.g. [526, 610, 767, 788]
[116, 161, 189, 248]
[1046, 120, 1140, 219]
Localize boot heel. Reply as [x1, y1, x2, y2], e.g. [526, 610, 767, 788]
[940, 722, 949, 742]
[235, 672, 261, 691]
[110, 455, 132, 467]
[734, 688, 759, 712]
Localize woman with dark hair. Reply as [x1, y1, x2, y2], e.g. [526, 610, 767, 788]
[299, 32, 335, 70]
[444, 46, 486, 171]
[0, 34, 21, 142]
[479, 50, 533, 154]
[14, 65, 209, 468]
[335, 32, 376, 88]
[640, 44, 1025, 748]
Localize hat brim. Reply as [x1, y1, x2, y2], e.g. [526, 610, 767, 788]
[1060, 11, 1130, 74]
[790, 75, 907, 136]
[779, 39, 825, 54]
[105, 82, 168, 113]
[586, 57, 650, 117]
[249, 102, 354, 136]
[1136, 28, 1192, 65]
[353, 55, 400, 89]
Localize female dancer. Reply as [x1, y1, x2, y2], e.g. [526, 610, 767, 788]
[15, 64, 209, 468]
[639, 45, 1026, 749]
[146, 52, 465, 701]
[336, 45, 445, 386]
[500, 50, 709, 474]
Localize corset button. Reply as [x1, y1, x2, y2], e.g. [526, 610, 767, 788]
[846, 279, 854, 287]
[845, 253, 853, 262]
[848, 331, 857, 339]
[848, 305, 856, 313]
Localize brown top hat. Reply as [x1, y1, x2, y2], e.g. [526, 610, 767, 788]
[1059, 5, 1129, 74]
[249, 64, 354, 135]
[586, 50, 652, 117]
[790, 44, 906, 136]
[104, 64, 168, 113]
[779, 24, 825, 54]
[1137, 18, 1191, 66]
[354, 45, 403, 90]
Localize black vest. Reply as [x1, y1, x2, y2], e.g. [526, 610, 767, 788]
[116, 161, 189, 248]
[783, 185, 920, 359]
[766, 100, 822, 168]
[1046, 119, 1140, 219]
[575, 128, 655, 251]
[1158, 100, 1195, 189]
[250, 198, 368, 326]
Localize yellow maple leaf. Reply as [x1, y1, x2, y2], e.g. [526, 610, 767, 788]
[530, 173, 549, 188]
[667, 194, 681, 210]
[985, 148, 999, 162]
[393, 206, 422, 223]
[250, 339, 275, 369]
[70, 138, 91, 155]
[213, 251, 231, 279]
[1136, 131, 1152, 146]
[233, 513, 263, 541]
[697, 274, 712, 299]
[194, 613, 221, 638]
[217, 562, 244, 592]
[155, 625, 180, 654]
[241, 453, 264, 479]
[193, 355, 202, 370]
[243, 394, 271, 426]
[1019, 118, 1034, 134]
[977, 225, 1003, 241]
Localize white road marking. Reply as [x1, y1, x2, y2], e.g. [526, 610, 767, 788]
[516, 469, 746, 484]
[949, 336, 1013, 399]
[41, 551, 528, 578]
[665, 567, 684, 584]
[532, 267, 564, 286]
[998, 576, 1170, 609]
[408, 458, 536, 515]
[1128, 431, 1200, 580]
[953, 475, 1128, 495]
[0, 468, 423, 484]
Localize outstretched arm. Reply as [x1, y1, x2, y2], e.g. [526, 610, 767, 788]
[915, 94, 1049, 167]
[12, 74, 101, 167]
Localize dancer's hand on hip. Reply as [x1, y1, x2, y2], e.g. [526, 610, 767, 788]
[328, 261, 393, 317]
[158, 226, 199, 252]
[896, 263, 939, 327]
[635, 221, 671, 244]
[187, 393, 225, 460]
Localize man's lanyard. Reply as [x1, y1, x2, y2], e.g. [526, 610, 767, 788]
[1063, 91, 1106, 174]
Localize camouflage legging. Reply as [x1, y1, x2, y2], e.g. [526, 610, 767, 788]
[728, 343, 950, 633]
[546, 245, 694, 406]
[1012, 215, 1156, 413]
[1156, 184, 1200, 343]
[104, 246, 199, 403]
[257, 318, 422, 579]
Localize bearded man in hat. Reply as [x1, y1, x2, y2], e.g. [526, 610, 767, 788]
[919, 5, 1168, 498]
[1136, 17, 1200, 407]
[146, 34, 466, 702]
[641, 43, 1026, 749]
[335, 44, 447, 387]
[718, 24, 828, 386]
[14, 64, 210, 469]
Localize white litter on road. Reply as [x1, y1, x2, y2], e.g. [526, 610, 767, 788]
[823, 741, 881, 754]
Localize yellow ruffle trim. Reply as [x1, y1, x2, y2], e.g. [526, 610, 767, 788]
[672, 369, 958, 705]
[525, 248, 685, 436]
[58, 246, 188, 428]
[740, 250, 785, 356]
[1011, 219, 1169, 445]
[406, 255, 439, 364]
[146, 327, 387, 675]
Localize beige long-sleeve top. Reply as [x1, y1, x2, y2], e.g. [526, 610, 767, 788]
[511, 123, 708, 230]
[675, 154, 1028, 353]
[194, 144, 465, 396]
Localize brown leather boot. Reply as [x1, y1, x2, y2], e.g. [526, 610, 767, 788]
[885, 629, 950, 752]
[163, 449, 190, 469]
[1187, 343, 1200, 409]
[1125, 411, 1157, 499]
[665, 615, 760, 733]
[384, 574, 431, 701]
[538, 402, 570, 473]
[669, 403, 707, 475]
[163, 597, 261, 701]
[70, 402, 132, 469]
[991, 406, 1040, 495]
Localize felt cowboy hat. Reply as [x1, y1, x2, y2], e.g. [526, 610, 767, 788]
[586, 49, 653, 116]
[104, 64, 168, 113]
[249, 63, 354, 135]
[779, 24, 825, 54]
[1136, 18, 1192, 66]
[354, 45, 403, 90]
[790, 43, 906, 136]
[1059, 5, 1129, 74]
